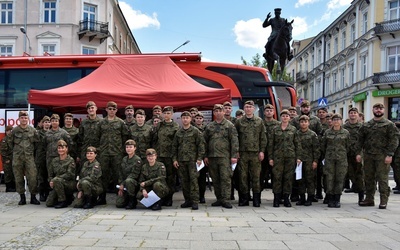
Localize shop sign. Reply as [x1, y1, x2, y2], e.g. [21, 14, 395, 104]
[372, 88, 400, 97]
[353, 92, 367, 102]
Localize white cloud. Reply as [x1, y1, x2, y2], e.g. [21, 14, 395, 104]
[233, 18, 269, 50]
[295, 0, 320, 8]
[290, 16, 309, 38]
[119, 1, 160, 30]
[327, 0, 352, 10]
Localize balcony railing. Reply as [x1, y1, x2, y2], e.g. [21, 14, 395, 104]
[374, 18, 400, 34]
[373, 70, 400, 85]
[78, 20, 109, 43]
[296, 71, 308, 84]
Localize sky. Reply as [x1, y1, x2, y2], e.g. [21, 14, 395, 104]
[119, 0, 353, 64]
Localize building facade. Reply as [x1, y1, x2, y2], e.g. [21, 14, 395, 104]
[0, 0, 140, 56]
[291, 0, 400, 121]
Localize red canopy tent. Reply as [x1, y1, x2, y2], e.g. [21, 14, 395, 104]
[28, 56, 231, 112]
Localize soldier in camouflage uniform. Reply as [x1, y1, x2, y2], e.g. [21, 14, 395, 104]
[343, 107, 365, 204]
[357, 103, 399, 209]
[130, 109, 154, 160]
[116, 140, 142, 209]
[137, 148, 169, 211]
[145, 105, 163, 126]
[322, 113, 350, 208]
[124, 105, 136, 128]
[193, 112, 207, 203]
[223, 101, 236, 124]
[8, 111, 40, 205]
[1, 125, 15, 192]
[74, 146, 102, 209]
[235, 100, 267, 207]
[269, 109, 302, 207]
[36, 116, 50, 200]
[193, 112, 205, 132]
[235, 109, 245, 119]
[288, 106, 297, 120]
[46, 140, 76, 208]
[392, 122, 400, 194]
[296, 115, 320, 206]
[172, 111, 205, 210]
[316, 107, 330, 200]
[153, 106, 179, 206]
[97, 101, 130, 205]
[62, 113, 79, 161]
[43, 114, 72, 201]
[203, 104, 239, 209]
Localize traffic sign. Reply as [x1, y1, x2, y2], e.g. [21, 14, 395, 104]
[318, 98, 327, 107]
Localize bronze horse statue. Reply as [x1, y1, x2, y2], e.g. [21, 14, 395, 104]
[263, 19, 293, 78]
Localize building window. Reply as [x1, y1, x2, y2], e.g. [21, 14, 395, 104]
[326, 43, 331, 60]
[82, 47, 96, 55]
[43, 0, 56, 23]
[83, 3, 96, 30]
[310, 84, 314, 101]
[317, 48, 321, 65]
[311, 54, 314, 69]
[333, 72, 337, 92]
[388, 45, 400, 71]
[334, 37, 338, 54]
[349, 63, 355, 84]
[390, 0, 400, 20]
[42, 44, 56, 55]
[361, 54, 367, 79]
[362, 12, 368, 34]
[341, 31, 346, 50]
[325, 76, 330, 96]
[350, 23, 356, 43]
[316, 78, 321, 99]
[1, 2, 12, 24]
[340, 68, 345, 89]
[0, 45, 12, 56]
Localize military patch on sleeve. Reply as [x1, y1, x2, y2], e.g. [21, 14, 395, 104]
[137, 160, 142, 165]
[161, 165, 165, 169]
[94, 165, 99, 169]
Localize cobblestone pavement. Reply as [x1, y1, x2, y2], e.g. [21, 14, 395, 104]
[0, 181, 400, 250]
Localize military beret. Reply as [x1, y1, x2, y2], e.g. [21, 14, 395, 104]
[152, 114, 162, 120]
[299, 115, 310, 122]
[280, 109, 290, 116]
[5, 125, 13, 131]
[162, 106, 173, 113]
[146, 148, 157, 156]
[107, 101, 117, 108]
[19, 111, 28, 117]
[125, 139, 136, 146]
[57, 139, 68, 147]
[189, 107, 198, 112]
[50, 114, 60, 120]
[223, 101, 232, 107]
[235, 109, 245, 116]
[264, 104, 274, 110]
[181, 111, 191, 117]
[288, 106, 297, 111]
[348, 107, 359, 113]
[153, 105, 162, 111]
[135, 109, 146, 117]
[86, 146, 97, 153]
[86, 101, 96, 108]
[244, 100, 255, 106]
[301, 100, 310, 107]
[213, 104, 224, 110]
[373, 103, 385, 109]
[64, 113, 73, 119]
[125, 105, 134, 110]
[318, 107, 328, 112]
[326, 112, 334, 118]
[41, 116, 50, 123]
[195, 112, 204, 118]
[331, 113, 342, 120]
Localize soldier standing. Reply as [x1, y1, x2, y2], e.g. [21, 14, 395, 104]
[8, 111, 40, 205]
[97, 101, 130, 205]
[322, 114, 349, 208]
[343, 107, 365, 204]
[288, 107, 297, 120]
[392, 122, 400, 194]
[124, 105, 136, 128]
[130, 109, 154, 160]
[145, 105, 163, 126]
[36, 116, 50, 199]
[235, 100, 267, 207]
[223, 101, 236, 124]
[172, 111, 205, 210]
[46, 140, 76, 208]
[357, 103, 399, 209]
[153, 106, 179, 206]
[63, 113, 79, 161]
[193, 112, 207, 203]
[1, 125, 15, 192]
[203, 104, 239, 209]
[116, 140, 142, 209]
[316, 107, 329, 201]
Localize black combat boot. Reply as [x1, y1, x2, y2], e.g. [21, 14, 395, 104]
[328, 194, 335, 208]
[39, 191, 47, 202]
[5, 182, 16, 192]
[283, 194, 292, 207]
[273, 193, 281, 207]
[30, 194, 40, 205]
[18, 194, 26, 205]
[296, 194, 306, 206]
[192, 202, 199, 210]
[96, 193, 107, 205]
[180, 200, 192, 208]
[162, 195, 173, 206]
[358, 192, 364, 205]
[334, 194, 341, 208]
[323, 194, 330, 204]
[253, 193, 261, 207]
[66, 193, 75, 205]
[83, 195, 94, 209]
[152, 200, 162, 210]
[54, 200, 68, 209]
[125, 196, 137, 210]
[238, 193, 249, 206]
[304, 194, 313, 206]
[230, 185, 235, 200]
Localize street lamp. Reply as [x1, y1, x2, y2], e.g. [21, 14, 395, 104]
[20, 26, 31, 54]
[171, 40, 190, 53]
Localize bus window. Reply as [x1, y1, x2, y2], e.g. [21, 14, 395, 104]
[273, 86, 296, 110]
[189, 76, 223, 89]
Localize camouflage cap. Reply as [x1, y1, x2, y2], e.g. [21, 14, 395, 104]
[331, 113, 342, 120]
[146, 148, 157, 156]
[86, 101, 96, 108]
[125, 139, 136, 146]
[318, 107, 328, 112]
[280, 109, 290, 116]
[235, 109, 245, 116]
[181, 111, 191, 117]
[244, 100, 255, 106]
[41, 115, 50, 123]
[288, 106, 297, 111]
[348, 107, 359, 113]
[195, 112, 204, 118]
[57, 139, 68, 147]
[373, 103, 385, 109]
[213, 104, 224, 110]
[152, 114, 162, 120]
[125, 105, 134, 110]
[5, 125, 13, 131]
[223, 101, 232, 107]
[50, 114, 60, 120]
[19, 111, 28, 117]
[135, 109, 146, 117]
[64, 113, 73, 119]
[189, 107, 198, 112]
[326, 112, 334, 119]
[86, 146, 97, 153]
[107, 101, 117, 108]
[301, 100, 310, 107]
[162, 106, 173, 113]
[264, 104, 274, 110]
[153, 105, 162, 111]
[299, 115, 310, 122]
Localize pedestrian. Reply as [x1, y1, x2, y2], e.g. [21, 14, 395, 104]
[392, 122, 400, 194]
[316, 107, 329, 201]
[46, 140, 76, 208]
[0, 125, 16, 192]
[35, 116, 51, 199]
[172, 111, 205, 210]
[203, 104, 239, 209]
[357, 103, 399, 209]
[223, 101, 236, 124]
[145, 105, 163, 126]
[193, 111, 208, 203]
[124, 105, 136, 128]
[322, 113, 350, 208]
[235, 109, 245, 119]
[130, 109, 154, 160]
[137, 148, 169, 211]
[269, 109, 301, 207]
[116, 140, 142, 209]
[235, 100, 267, 207]
[74, 146, 102, 209]
[63, 113, 79, 162]
[8, 111, 40, 205]
[288, 106, 297, 120]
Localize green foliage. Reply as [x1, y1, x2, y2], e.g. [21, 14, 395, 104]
[241, 53, 291, 81]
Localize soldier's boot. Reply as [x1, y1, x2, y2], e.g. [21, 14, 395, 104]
[30, 194, 40, 205]
[125, 196, 137, 210]
[18, 194, 27, 205]
[358, 192, 364, 205]
[334, 194, 341, 208]
[180, 200, 192, 208]
[290, 194, 299, 202]
[66, 194, 75, 206]
[283, 194, 292, 207]
[328, 194, 335, 208]
[39, 191, 47, 202]
[273, 193, 281, 207]
[253, 193, 261, 207]
[96, 193, 107, 205]
[379, 195, 388, 209]
[54, 200, 68, 209]
[199, 196, 206, 204]
[83, 195, 94, 209]
[238, 193, 249, 206]
[152, 200, 162, 211]
[296, 194, 306, 206]
[5, 182, 16, 192]
[323, 194, 330, 204]
[163, 195, 173, 207]
[192, 202, 199, 210]
[315, 191, 324, 200]
[359, 199, 375, 207]
[230, 185, 235, 200]
[304, 194, 313, 206]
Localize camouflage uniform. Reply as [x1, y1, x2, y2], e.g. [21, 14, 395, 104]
[36, 128, 48, 196]
[291, 115, 323, 136]
[172, 125, 205, 205]
[46, 155, 76, 206]
[137, 161, 169, 200]
[203, 118, 239, 205]
[8, 125, 39, 195]
[1, 133, 14, 189]
[74, 159, 103, 207]
[130, 123, 154, 160]
[44, 128, 72, 167]
[261, 119, 279, 190]
[63, 126, 79, 160]
[194, 123, 208, 202]
[392, 137, 400, 190]
[358, 118, 399, 205]
[235, 115, 267, 206]
[77, 116, 101, 165]
[116, 155, 142, 208]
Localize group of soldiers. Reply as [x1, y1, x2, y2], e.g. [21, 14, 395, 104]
[1, 98, 399, 210]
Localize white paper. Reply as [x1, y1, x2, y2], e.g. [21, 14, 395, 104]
[231, 163, 237, 171]
[140, 190, 161, 207]
[295, 162, 302, 180]
[322, 159, 325, 165]
[116, 185, 127, 191]
[196, 161, 205, 172]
